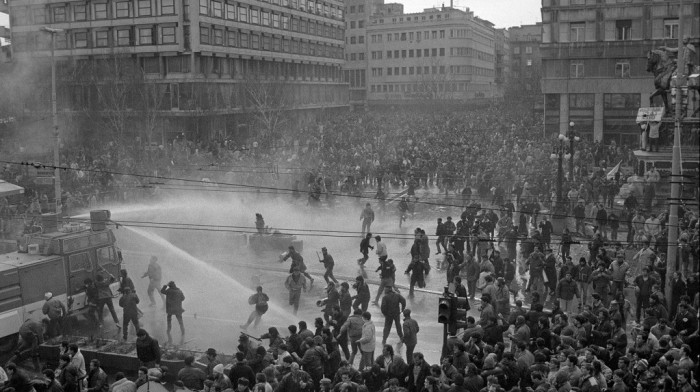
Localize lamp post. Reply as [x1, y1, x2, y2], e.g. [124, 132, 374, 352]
[40, 26, 64, 215]
[567, 121, 580, 182]
[550, 134, 571, 206]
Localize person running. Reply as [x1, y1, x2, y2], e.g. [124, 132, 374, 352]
[161, 281, 186, 345]
[319, 247, 338, 285]
[282, 246, 314, 288]
[360, 203, 375, 236]
[284, 268, 307, 315]
[241, 286, 269, 330]
[142, 256, 165, 307]
[357, 233, 374, 266]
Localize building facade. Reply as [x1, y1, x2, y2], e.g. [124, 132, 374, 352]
[540, 0, 700, 145]
[507, 23, 542, 104]
[364, 6, 497, 105]
[494, 28, 509, 94]
[6, 0, 348, 142]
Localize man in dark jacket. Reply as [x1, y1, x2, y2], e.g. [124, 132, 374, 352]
[380, 286, 406, 346]
[95, 274, 120, 327]
[86, 359, 108, 392]
[228, 352, 256, 386]
[358, 233, 374, 266]
[406, 352, 431, 392]
[405, 256, 429, 298]
[161, 281, 185, 345]
[135, 329, 161, 367]
[118, 287, 140, 341]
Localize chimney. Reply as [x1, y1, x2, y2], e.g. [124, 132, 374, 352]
[441, 3, 444, 10]
[450, 0, 453, 8]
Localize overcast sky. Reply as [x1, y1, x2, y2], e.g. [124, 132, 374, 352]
[0, 0, 541, 31]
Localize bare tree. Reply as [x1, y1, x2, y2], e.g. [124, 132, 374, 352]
[242, 75, 291, 146]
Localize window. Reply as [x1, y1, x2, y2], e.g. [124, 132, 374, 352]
[117, 29, 131, 45]
[569, 94, 594, 109]
[387, 50, 392, 58]
[349, 6, 355, 14]
[212, 1, 222, 17]
[358, 36, 364, 44]
[513, 46, 520, 54]
[615, 61, 630, 78]
[358, 20, 364, 28]
[350, 21, 356, 29]
[350, 36, 356, 44]
[69, 253, 92, 272]
[200, 0, 208, 14]
[603, 93, 640, 109]
[350, 53, 356, 60]
[570, 61, 584, 78]
[439, 48, 445, 56]
[387, 33, 391, 41]
[138, 0, 152, 16]
[95, 30, 109, 47]
[358, 5, 364, 13]
[282, 16, 289, 29]
[74, 4, 87, 21]
[358, 53, 364, 60]
[251, 34, 259, 48]
[95, 3, 108, 19]
[525, 46, 532, 54]
[161, 0, 175, 14]
[139, 27, 153, 44]
[262, 11, 269, 25]
[250, 9, 259, 24]
[408, 49, 413, 57]
[226, 3, 236, 19]
[387, 67, 392, 76]
[526, 59, 532, 66]
[74, 31, 88, 48]
[53, 6, 66, 22]
[616, 20, 631, 41]
[116, 1, 130, 17]
[431, 48, 437, 56]
[439, 30, 444, 38]
[239, 7, 248, 22]
[401, 50, 406, 58]
[240, 33, 249, 47]
[213, 29, 223, 45]
[227, 30, 237, 46]
[664, 19, 678, 39]
[570, 22, 585, 42]
[200, 26, 210, 44]
[162, 26, 176, 43]
[423, 48, 428, 57]
[401, 33, 406, 41]
[272, 14, 279, 28]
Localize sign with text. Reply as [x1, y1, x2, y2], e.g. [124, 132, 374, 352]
[636, 107, 665, 123]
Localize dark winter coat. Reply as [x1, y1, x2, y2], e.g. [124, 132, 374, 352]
[381, 291, 406, 318]
[161, 285, 185, 315]
[136, 332, 161, 364]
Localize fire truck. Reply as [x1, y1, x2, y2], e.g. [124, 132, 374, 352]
[0, 210, 121, 345]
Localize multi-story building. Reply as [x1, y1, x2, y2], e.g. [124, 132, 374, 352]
[6, 0, 348, 142]
[507, 23, 542, 107]
[341, 0, 384, 108]
[364, 5, 497, 105]
[494, 28, 509, 92]
[540, 0, 700, 145]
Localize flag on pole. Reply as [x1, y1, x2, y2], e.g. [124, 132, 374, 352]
[606, 161, 622, 180]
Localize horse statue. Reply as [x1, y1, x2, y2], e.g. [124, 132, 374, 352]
[646, 49, 676, 113]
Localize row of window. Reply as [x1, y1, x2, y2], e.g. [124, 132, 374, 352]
[450, 47, 494, 61]
[369, 47, 446, 59]
[512, 46, 534, 55]
[199, 24, 343, 59]
[564, 18, 678, 42]
[372, 12, 451, 25]
[199, 0, 344, 40]
[369, 81, 470, 94]
[11, 0, 177, 25]
[345, 52, 365, 61]
[569, 60, 631, 78]
[370, 30, 446, 43]
[346, 5, 365, 14]
[369, 64, 492, 77]
[11, 26, 177, 52]
[199, 0, 343, 20]
[347, 20, 365, 29]
[343, 69, 366, 88]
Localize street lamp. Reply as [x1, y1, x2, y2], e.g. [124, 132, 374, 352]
[550, 133, 571, 208]
[40, 26, 64, 214]
[567, 121, 580, 182]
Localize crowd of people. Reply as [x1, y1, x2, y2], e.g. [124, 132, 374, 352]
[1, 103, 699, 392]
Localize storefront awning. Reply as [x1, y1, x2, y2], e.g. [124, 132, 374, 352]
[0, 180, 24, 197]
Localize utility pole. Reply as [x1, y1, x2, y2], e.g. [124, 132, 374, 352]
[665, 2, 684, 312]
[41, 26, 64, 215]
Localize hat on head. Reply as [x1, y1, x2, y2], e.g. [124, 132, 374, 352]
[213, 364, 225, 375]
[206, 348, 217, 356]
[44, 292, 53, 300]
[321, 247, 327, 251]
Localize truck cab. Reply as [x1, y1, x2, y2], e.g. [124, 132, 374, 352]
[0, 210, 121, 341]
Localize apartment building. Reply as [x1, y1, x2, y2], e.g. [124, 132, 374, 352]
[6, 0, 348, 141]
[540, 0, 700, 144]
[365, 6, 497, 105]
